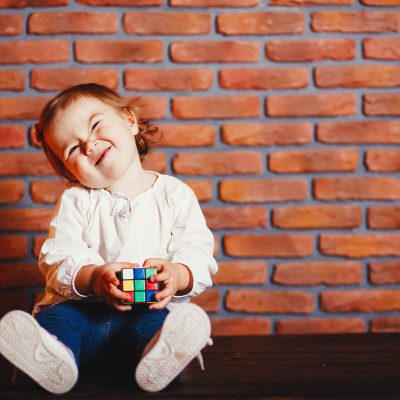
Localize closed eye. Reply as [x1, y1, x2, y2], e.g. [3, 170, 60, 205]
[68, 145, 79, 157]
[91, 121, 101, 131]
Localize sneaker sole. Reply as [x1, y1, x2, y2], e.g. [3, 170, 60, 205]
[0, 310, 78, 394]
[135, 303, 211, 392]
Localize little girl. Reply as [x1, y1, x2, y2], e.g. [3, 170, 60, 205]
[0, 83, 217, 394]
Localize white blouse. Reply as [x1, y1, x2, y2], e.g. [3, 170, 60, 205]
[34, 171, 218, 314]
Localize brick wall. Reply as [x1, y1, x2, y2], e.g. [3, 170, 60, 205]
[0, 0, 400, 336]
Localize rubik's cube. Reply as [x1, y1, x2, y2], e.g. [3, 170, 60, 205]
[118, 267, 159, 304]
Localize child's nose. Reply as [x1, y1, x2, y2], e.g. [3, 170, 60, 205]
[83, 139, 97, 156]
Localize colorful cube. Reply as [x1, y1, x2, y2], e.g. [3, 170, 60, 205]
[118, 267, 158, 305]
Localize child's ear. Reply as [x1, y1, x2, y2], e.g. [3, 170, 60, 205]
[123, 108, 139, 135]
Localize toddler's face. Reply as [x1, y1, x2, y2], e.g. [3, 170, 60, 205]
[45, 96, 139, 189]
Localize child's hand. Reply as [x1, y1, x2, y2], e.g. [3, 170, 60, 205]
[90, 262, 139, 312]
[143, 258, 193, 310]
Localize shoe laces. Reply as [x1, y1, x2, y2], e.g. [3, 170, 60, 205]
[195, 338, 213, 371]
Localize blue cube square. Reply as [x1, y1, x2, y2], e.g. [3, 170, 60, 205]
[134, 268, 145, 280]
[146, 290, 157, 303]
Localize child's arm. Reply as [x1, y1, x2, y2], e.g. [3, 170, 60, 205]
[74, 262, 138, 312]
[144, 181, 218, 310]
[143, 259, 193, 310]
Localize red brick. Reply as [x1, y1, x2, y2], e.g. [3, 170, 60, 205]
[219, 67, 308, 90]
[33, 236, 46, 257]
[75, 40, 163, 63]
[29, 12, 117, 34]
[273, 205, 361, 229]
[0, 236, 28, 259]
[213, 261, 268, 285]
[203, 206, 267, 229]
[267, 93, 356, 117]
[170, 41, 259, 63]
[173, 151, 262, 175]
[0, 291, 29, 318]
[361, 0, 400, 5]
[271, 0, 353, 4]
[0, 263, 44, 288]
[222, 122, 312, 146]
[0, 70, 24, 91]
[273, 261, 362, 286]
[211, 318, 271, 336]
[0, 181, 25, 204]
[0, 153, 55, 176]
[0, 40, 69, 64]
[190, 290, 220, 313]
[220, 179, 308, 203]
[124, 12, 210, 35]
[172, 96, 260, 119]
[76, 0, 162, 4]
[125, 69, 213, 91]
[364, 38, 400, 60]
[321, 289, 400, 312]
[31, 68, 118, 91]
[170, 0, 259, 6]
[30, 180, 66, 204]
[368, 206, 400, 229]
[0, 97, 50, 120]
[371, 317, 400, 333]
[316, 65, 400, 88]
[224, 234, 313, 257]
[364, 93, 400, 116]
[184, 180, 213, 202]
[218, 12, 304, 35]
[366, 149, 400, 172]
[0, 209, 53, 232]
[276, 318, 364, 335]
[314, 177, 400, 201]
[226, 290, 314, 313]
[269, 148, 358, 173]
[369, 262, 400, 285]
[0, 14, 23, 35]
[0, 125, 25, 148]
[267, 38, 355, 61]
[317, 120, 400, 144]
[131, 96, 167, 120]
[312, 11, 400, 33]
[0, 0, 67, 6]
[155, 124, 215, 147]
[320, 234, 400, 258]
[141, 151, 167, 172]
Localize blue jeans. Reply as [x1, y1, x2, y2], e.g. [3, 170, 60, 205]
[35, 301, 168, 369]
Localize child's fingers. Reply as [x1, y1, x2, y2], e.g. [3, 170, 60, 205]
[155, 281, 174, 302]
[150, 270, 170, 283]
[150, 295, 172, 310]
[143, 258, 166, 268]
[107, 282, 131, 302]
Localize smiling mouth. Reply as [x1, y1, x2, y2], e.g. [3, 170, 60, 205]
[95, 147, 111, 166]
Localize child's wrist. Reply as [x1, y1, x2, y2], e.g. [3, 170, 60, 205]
[174, 263, 193, 295]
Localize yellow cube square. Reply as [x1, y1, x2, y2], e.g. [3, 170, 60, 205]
[122, 280, 134, 291]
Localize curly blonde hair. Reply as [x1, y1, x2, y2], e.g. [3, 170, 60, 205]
[35, 83, 160, 182]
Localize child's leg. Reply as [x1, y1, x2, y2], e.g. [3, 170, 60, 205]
[0, 309, 78, 394]
[134, 303, 212, 392]
[116, 305, 169, 367]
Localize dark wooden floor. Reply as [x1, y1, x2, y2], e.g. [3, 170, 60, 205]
[1, 333, 400, 399]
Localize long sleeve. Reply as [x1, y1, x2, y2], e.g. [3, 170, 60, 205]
[167, 181, 218, 298]
[38, 186, 105, 300]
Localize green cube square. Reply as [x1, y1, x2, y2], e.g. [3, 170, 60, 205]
[134, 292, 145, 303]
[134, 280, 145, 291]
[146, 268, 157, 279]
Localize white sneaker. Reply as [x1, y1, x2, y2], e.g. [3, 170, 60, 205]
[135, 303, 212, 392]
[0, 310, 78, 394]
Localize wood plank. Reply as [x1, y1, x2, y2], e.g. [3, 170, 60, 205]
[1, 334, 400, 399]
